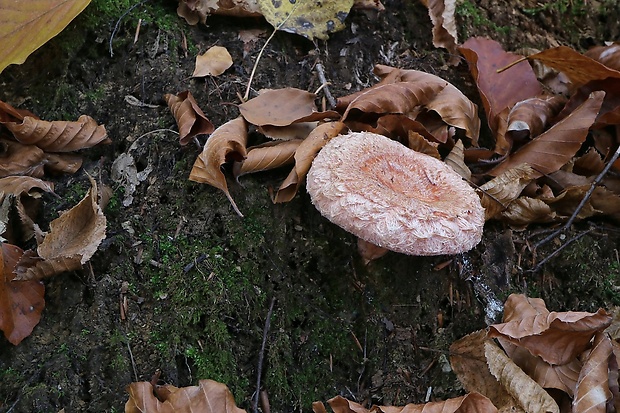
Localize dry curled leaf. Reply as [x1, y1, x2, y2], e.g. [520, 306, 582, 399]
[126, 379, 246, 413]
[0, 243, 45, 345]
[499, 196, 556, 228]
[357, 238, 388, 265]
[0, 138, 47, 178]
[273, 121, 346, 203]
[459, 37, 542, 135]
[488, 91, 605, 178]
[485, 340, 560, 413]
[14, 176, 106, 281]
[505, 95, 567, 143]
[0, 176, 54, 198]
[407, 131, 440, 159]
[573, 332, 613, 412]
[193, 46, 233, 77]
[444, 140, 471, 180]
[233, 139, 301, 178]
[165, 90, 215, 146]
[189, 116, 248, 216]
[2, 114, 109, 152]
[488, 294, 612, 366]
[585, 43, 620, 71]
[479, 164, 539, 220]
[423, 0, 459, 65]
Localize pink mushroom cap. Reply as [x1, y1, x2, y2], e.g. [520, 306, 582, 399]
[306, 132, 485, 256]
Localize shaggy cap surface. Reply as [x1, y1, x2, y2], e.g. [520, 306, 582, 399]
[306, 132, 485, 256]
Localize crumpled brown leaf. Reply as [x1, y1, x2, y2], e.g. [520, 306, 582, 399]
[573, 332, 613, 412]
[488, 91, 605, 178]
[0, 138, 47, 178]
[14, 176, 106, 281]
[273, 121, 346, 203]
[126, 379, 246, 413]
[585, 42, 620, 71]
[421, 0, 458, 65]
[459, 37, 542, 135]
[1, 114, 110, 152]
[189, 116, 248, 216]
[0, 243, 45, 345]
[478, 164, 539, 220]
[165, 90, 215, 145]
[488, 294, 612, 366]
[233, 139, 301, 179]
[239, 88, 339, 127]
[0, 175, 54, 198]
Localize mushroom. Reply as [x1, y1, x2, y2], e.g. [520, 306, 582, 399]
[306, 132, 485, 256]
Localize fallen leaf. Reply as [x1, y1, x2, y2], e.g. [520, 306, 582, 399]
[44, 152, 83, 175]
[485, 340, 560, 413]
[257, 0, 355, 40]
[258, 122, 318, 141]
[423, 0, 459, 65]
[0, 138, 46, 178]
[273, 121, 346, 203]
[1, 114, 109, 152]
[488, 91, 605, 178]
[14, 176, 106, 281]
[479, 164, 539, 220]
[165, 90, 215, 146]
[0, 100, 37, 123]
[357, 238, 388, 265]
[585, 42, 620, 71]
[189, 116, 248, 216]
[459, 37, 542, 134]
[0, 0, 91, 73]
[556, 78, 620, 129]
[0, 176, 54, 197]
[239, 88, 338, 127]
[233, 139, 301, 178]
[0, 243, 45, 345]
[125, 379, 246, 413]
[177, 0, 261, 25]
[444, 140, 471, 180]
[499, 196, 556, 228]
[527, 46, 620, 89]
[505, 95, 567, 143]
[450, 330, 522, 411]
[407, 131, 441, 159]
[193, 46, 233, 77]
[488, 294, 612, 366]
[573, 332, 613, 412]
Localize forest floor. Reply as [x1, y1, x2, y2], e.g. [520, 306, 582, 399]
[1, 0, 620, 412]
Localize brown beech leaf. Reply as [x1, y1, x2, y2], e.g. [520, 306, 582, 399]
[347, 115, 438, 143]
[258, 122, 318, 140]
[444, 140, 471, 180]
[498, 338, 581, 397]
[274, 121, 346, 203]
[189, 116, 248, 216]
[527, 46, 620, 89]
[485, 340, 560, 413]
[0, 100, 38, 123]
[585, 43, 620, 71]
[407, 131, 440, 159]
[2, 115, 109, 152]
[573, 147, 605, 176]
[506, 95, 567, 142]
[0, 138, 46, 178]
[488, 91, 605, 178]
[343, 65, 480, 144]
[450, 330, 522, 411]
[423, 0, 458, 65]
[14, 176, 106, 281]
[573, 332, 612, 412]
[233, 139, 301, 178]
[239, 88, 320, 127]
[0, 243, 45, 345]
[125, 379, 246, 413]
[499, 197, 556, 228]
[556, 78, 620, 129]
[165, 90, 215, 146]
[193, 46, 233, 77]
[479, 164, 539, 220]
[324, 393, 497, 413]
[357, 238, 388, 265]
[0, 176, 54, 197]
[459, 37, 542, 134]
[489, 294, 612, 366]
[44, 152, 83, 175]
[548, 185, 620, 223]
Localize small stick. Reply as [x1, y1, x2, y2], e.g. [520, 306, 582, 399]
[534, 144, 620, 250]
[110, 0, 149, 57]
[529, 228, 593, 273]
[253, 297, 276, 413]
[496, 56, 528, 73]
[315, 63, 337, 108]
[127, 339, 139, 382]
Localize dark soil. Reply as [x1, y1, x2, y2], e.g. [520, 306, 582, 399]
[1, 1, 619, 412]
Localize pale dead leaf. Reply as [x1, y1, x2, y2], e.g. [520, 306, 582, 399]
[258, 122, 318, 141]
[424, 0, 459, 65]
[14, 176, 106, 281]
[189, 116, 248, 216]
[165, 90, 215, 146]
[0, 138, 46, 178]
[407, 131, 440, 159]
[499, 196, 556, 228]
[444, 140, 471, 180]
[193, 46, 233, 77]
[273, 121, 346, 203]
[233, 139, 301, 178]
[2, 114, 109, 152]
[573, 332, 612, 413]
[479, 164, 539, 220]
[485, 340, 560, 413]
[0, 176, 54, 197]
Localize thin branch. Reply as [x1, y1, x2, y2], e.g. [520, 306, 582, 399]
[110, 0, 149, 57]
[253, 297, 276, 413]
[315, 63, 337, 108]
[529, 227, 594, 273]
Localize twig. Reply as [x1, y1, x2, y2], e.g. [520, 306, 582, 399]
[529, 227, 594, 273]
[315, 63, 337, 108]
[496, 56, 528, 73]
[534, 144, 620, 250]
[127, 339, 139, 382]
[253, 297, 276, 413]
[110, 0, 149, 57]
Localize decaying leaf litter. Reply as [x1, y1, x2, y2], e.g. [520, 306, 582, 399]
[1, 0, 613, 408]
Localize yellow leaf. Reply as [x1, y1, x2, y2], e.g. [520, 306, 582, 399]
[0, 0, 92, 74]
[257, 0, 355, 40]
